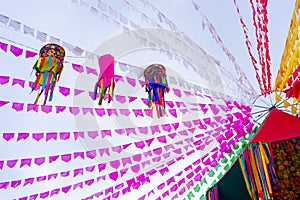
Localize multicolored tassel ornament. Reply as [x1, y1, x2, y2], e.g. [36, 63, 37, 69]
[31, 43, 65, 105]
[144, 64, 169, 118]
[93, 54, 115, 105]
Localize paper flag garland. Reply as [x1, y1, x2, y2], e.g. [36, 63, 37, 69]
[93, 54, 115, 105]
[144, 64, 169, 118]
[233, 0, 272, 95]
[31, 43, 65, 104]
[0, 3, 259, 199]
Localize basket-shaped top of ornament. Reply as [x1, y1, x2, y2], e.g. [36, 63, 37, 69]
[39, 43, 65, 58]
[144, 64, 168, 88]
[35, 43, 65, 74]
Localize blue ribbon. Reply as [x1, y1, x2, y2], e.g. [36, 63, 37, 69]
[93, 83, 99, 100]
[41, 70, 48, 90]
[48, 55, 52, 67]
[148, 83, 165, 103]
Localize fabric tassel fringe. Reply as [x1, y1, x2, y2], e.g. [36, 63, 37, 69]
[239, 142, 279, 200]
[206, 184, 219, 200]
[93, 76, 115, 105]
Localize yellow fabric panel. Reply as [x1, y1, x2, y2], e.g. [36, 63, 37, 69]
[275, 1, 300, 91]
[283, 99, 290, 108]
[291, 105, 297, 114]
[275, 92, 282, 103]
[39, 57, 58, 72]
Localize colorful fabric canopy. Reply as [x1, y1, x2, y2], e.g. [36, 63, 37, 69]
[251, 108, 300, 143]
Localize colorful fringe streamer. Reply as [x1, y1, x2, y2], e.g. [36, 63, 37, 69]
[93, 54, 115, 105]
[31, 43, 65, 105]
[144, 64, 169, 118]
[206, 184, 219, 200]
[239, 142, 279, 200]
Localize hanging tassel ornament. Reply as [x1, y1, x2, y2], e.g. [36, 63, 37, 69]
[31, 43, 65, 105]
[144, 64, 169, 118]
[93, 54, 115, 105]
